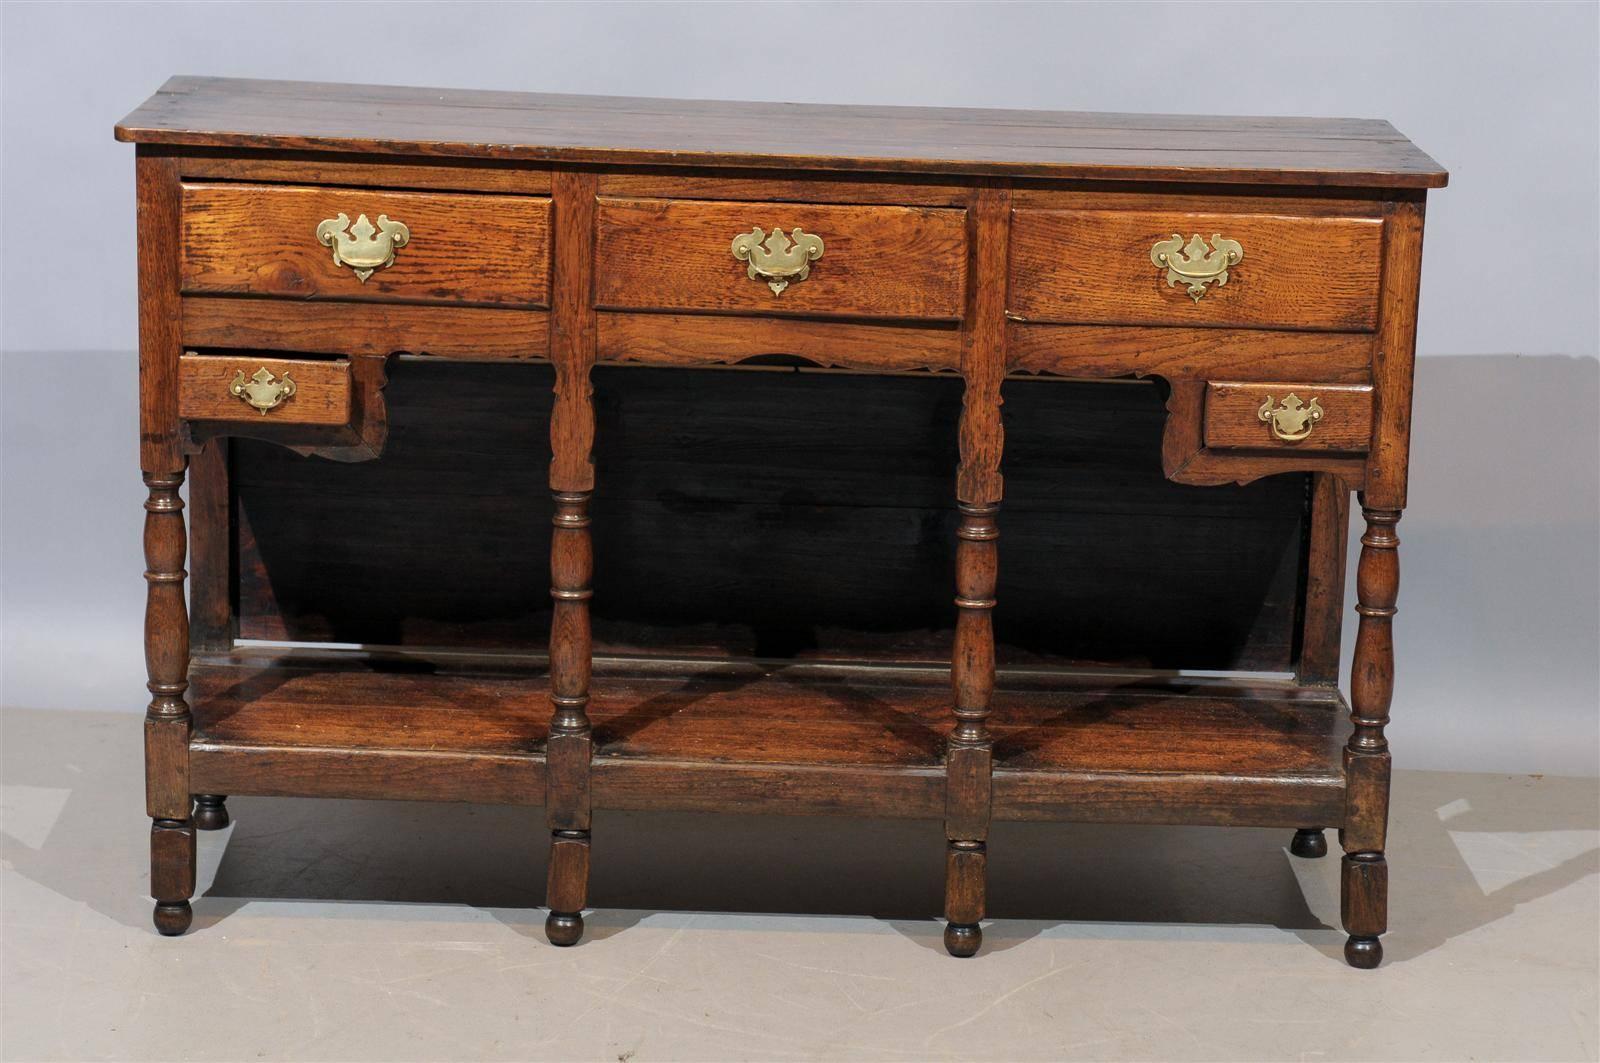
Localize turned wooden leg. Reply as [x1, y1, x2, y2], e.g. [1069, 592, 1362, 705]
[945, 502, 997, 958]
[544, 172, 599, 946]
[1341, 505, 1398, 968]
[1290, 828, 1328, 858]
[193, 794, 230, 831]
[942, 189, 1008, 958]
[546, 490, 593, 946]
[144, 470, 195, 935]
[546, 828, 590, 946]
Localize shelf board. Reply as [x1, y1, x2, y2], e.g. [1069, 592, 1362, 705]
[189, 649, 550, 805]
[586, 659, 950, 817]
[189, 649, 1349, 826]
[989, 671, 1350, 826]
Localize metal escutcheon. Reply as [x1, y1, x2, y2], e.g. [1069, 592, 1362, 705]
[730, 226, 825, 295]
[315, 212, 410, 282]
[229, 367, 296, 414]
[1257, 393, 1323, 442]
[1151, 233, 1244, 302]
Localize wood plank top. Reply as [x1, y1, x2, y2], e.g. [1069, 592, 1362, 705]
[116, 76, 1447, 188]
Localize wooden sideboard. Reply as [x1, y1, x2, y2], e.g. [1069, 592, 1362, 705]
[116, 77, 1445, 964]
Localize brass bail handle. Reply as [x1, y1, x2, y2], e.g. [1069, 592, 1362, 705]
[1150, 233, 1244, 302]
[731, 226, 824, 295]
[316, 212, 410, 282]
[1257, 393, 1323, 442]
[230, 367, 296, 415]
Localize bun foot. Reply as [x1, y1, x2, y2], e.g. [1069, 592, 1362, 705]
[545, 911, 584, 947]
[1344, 935, 1383, 969]
[153, 900, 192, 936]
[193, 795, 230, 831]
[943, 922, 982, 957]
[1290, 828, 1328, 859]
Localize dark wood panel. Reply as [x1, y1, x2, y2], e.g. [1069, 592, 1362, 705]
[235, 361, 553, 647]
[187, 440, 234, 652]
[117, 76, 1448, 188]
[992, 773, 1345, 827]
[236, 363, 1306, 671]
[1298, 472, 1351, 685]
[590, 760, 945, 818]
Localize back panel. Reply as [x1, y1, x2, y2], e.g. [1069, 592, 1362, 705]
[234, 361, 1307, 671]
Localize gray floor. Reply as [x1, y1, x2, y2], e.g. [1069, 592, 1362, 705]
[2, 706, 1596, 1062]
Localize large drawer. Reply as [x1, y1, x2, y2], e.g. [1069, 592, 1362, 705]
[181, 183, 551, 307]
[1009, 209, 1383, 331]
[594, 197, 969, 321]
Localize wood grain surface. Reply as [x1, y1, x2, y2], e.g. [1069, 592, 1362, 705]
[594, 197, 968, 321]
[175, 150, 552, 194]
[177, 354, 351, 426]
[186, 649, 1348, 826]
[1009, 209, 1383, 331]
[180, 182, 551, 307]
[1161, 379, 1369, 487]
[182, 297, 549, 360]
[1203, 381, 1374, 452]
[596, 313, 960, 372]
[118, 76, 1448, 188]
[1007, 324, 1373, 382]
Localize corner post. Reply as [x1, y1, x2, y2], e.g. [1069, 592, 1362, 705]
[1342, 504, 1398, 966]
[545, 169, 599, 946]
[944, 183, 1009, 957]
[136, 149, 195, 934]
[1341, 197, 1425, 968]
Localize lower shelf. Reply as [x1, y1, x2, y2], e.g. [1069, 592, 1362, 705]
[189, 649, 1350, 827]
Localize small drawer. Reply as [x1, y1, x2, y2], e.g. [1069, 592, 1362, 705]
[1204, 381, 1373, 452]
[594, 197, 968, 321]
[178, 354, 352, 426]
[181, 183, 551, 307]
[1009, 209, 1383, 332]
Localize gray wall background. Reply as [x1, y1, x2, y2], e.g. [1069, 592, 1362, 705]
[3, 1, 1596, 775]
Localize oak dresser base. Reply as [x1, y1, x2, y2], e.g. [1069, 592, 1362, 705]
[116, 77, 1444, 963]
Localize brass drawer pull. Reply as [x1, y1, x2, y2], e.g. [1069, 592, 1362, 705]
[731, 226, 824, 295]
[1151, 233, 1243, 302]
[1257, 393, 1323, 442]
[229, 367, 296, 414]
[316, 212, 410, 282]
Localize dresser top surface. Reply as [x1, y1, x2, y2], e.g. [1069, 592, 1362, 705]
[116, 76, 1447, 189]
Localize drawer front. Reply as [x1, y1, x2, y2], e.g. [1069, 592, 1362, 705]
[1009, 209, 1383, 331]
[1204, 381, 1373, 452]
[181, 183, 551, 307]
[178, 354, 351, 426]
[594, 197, 969, 321]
